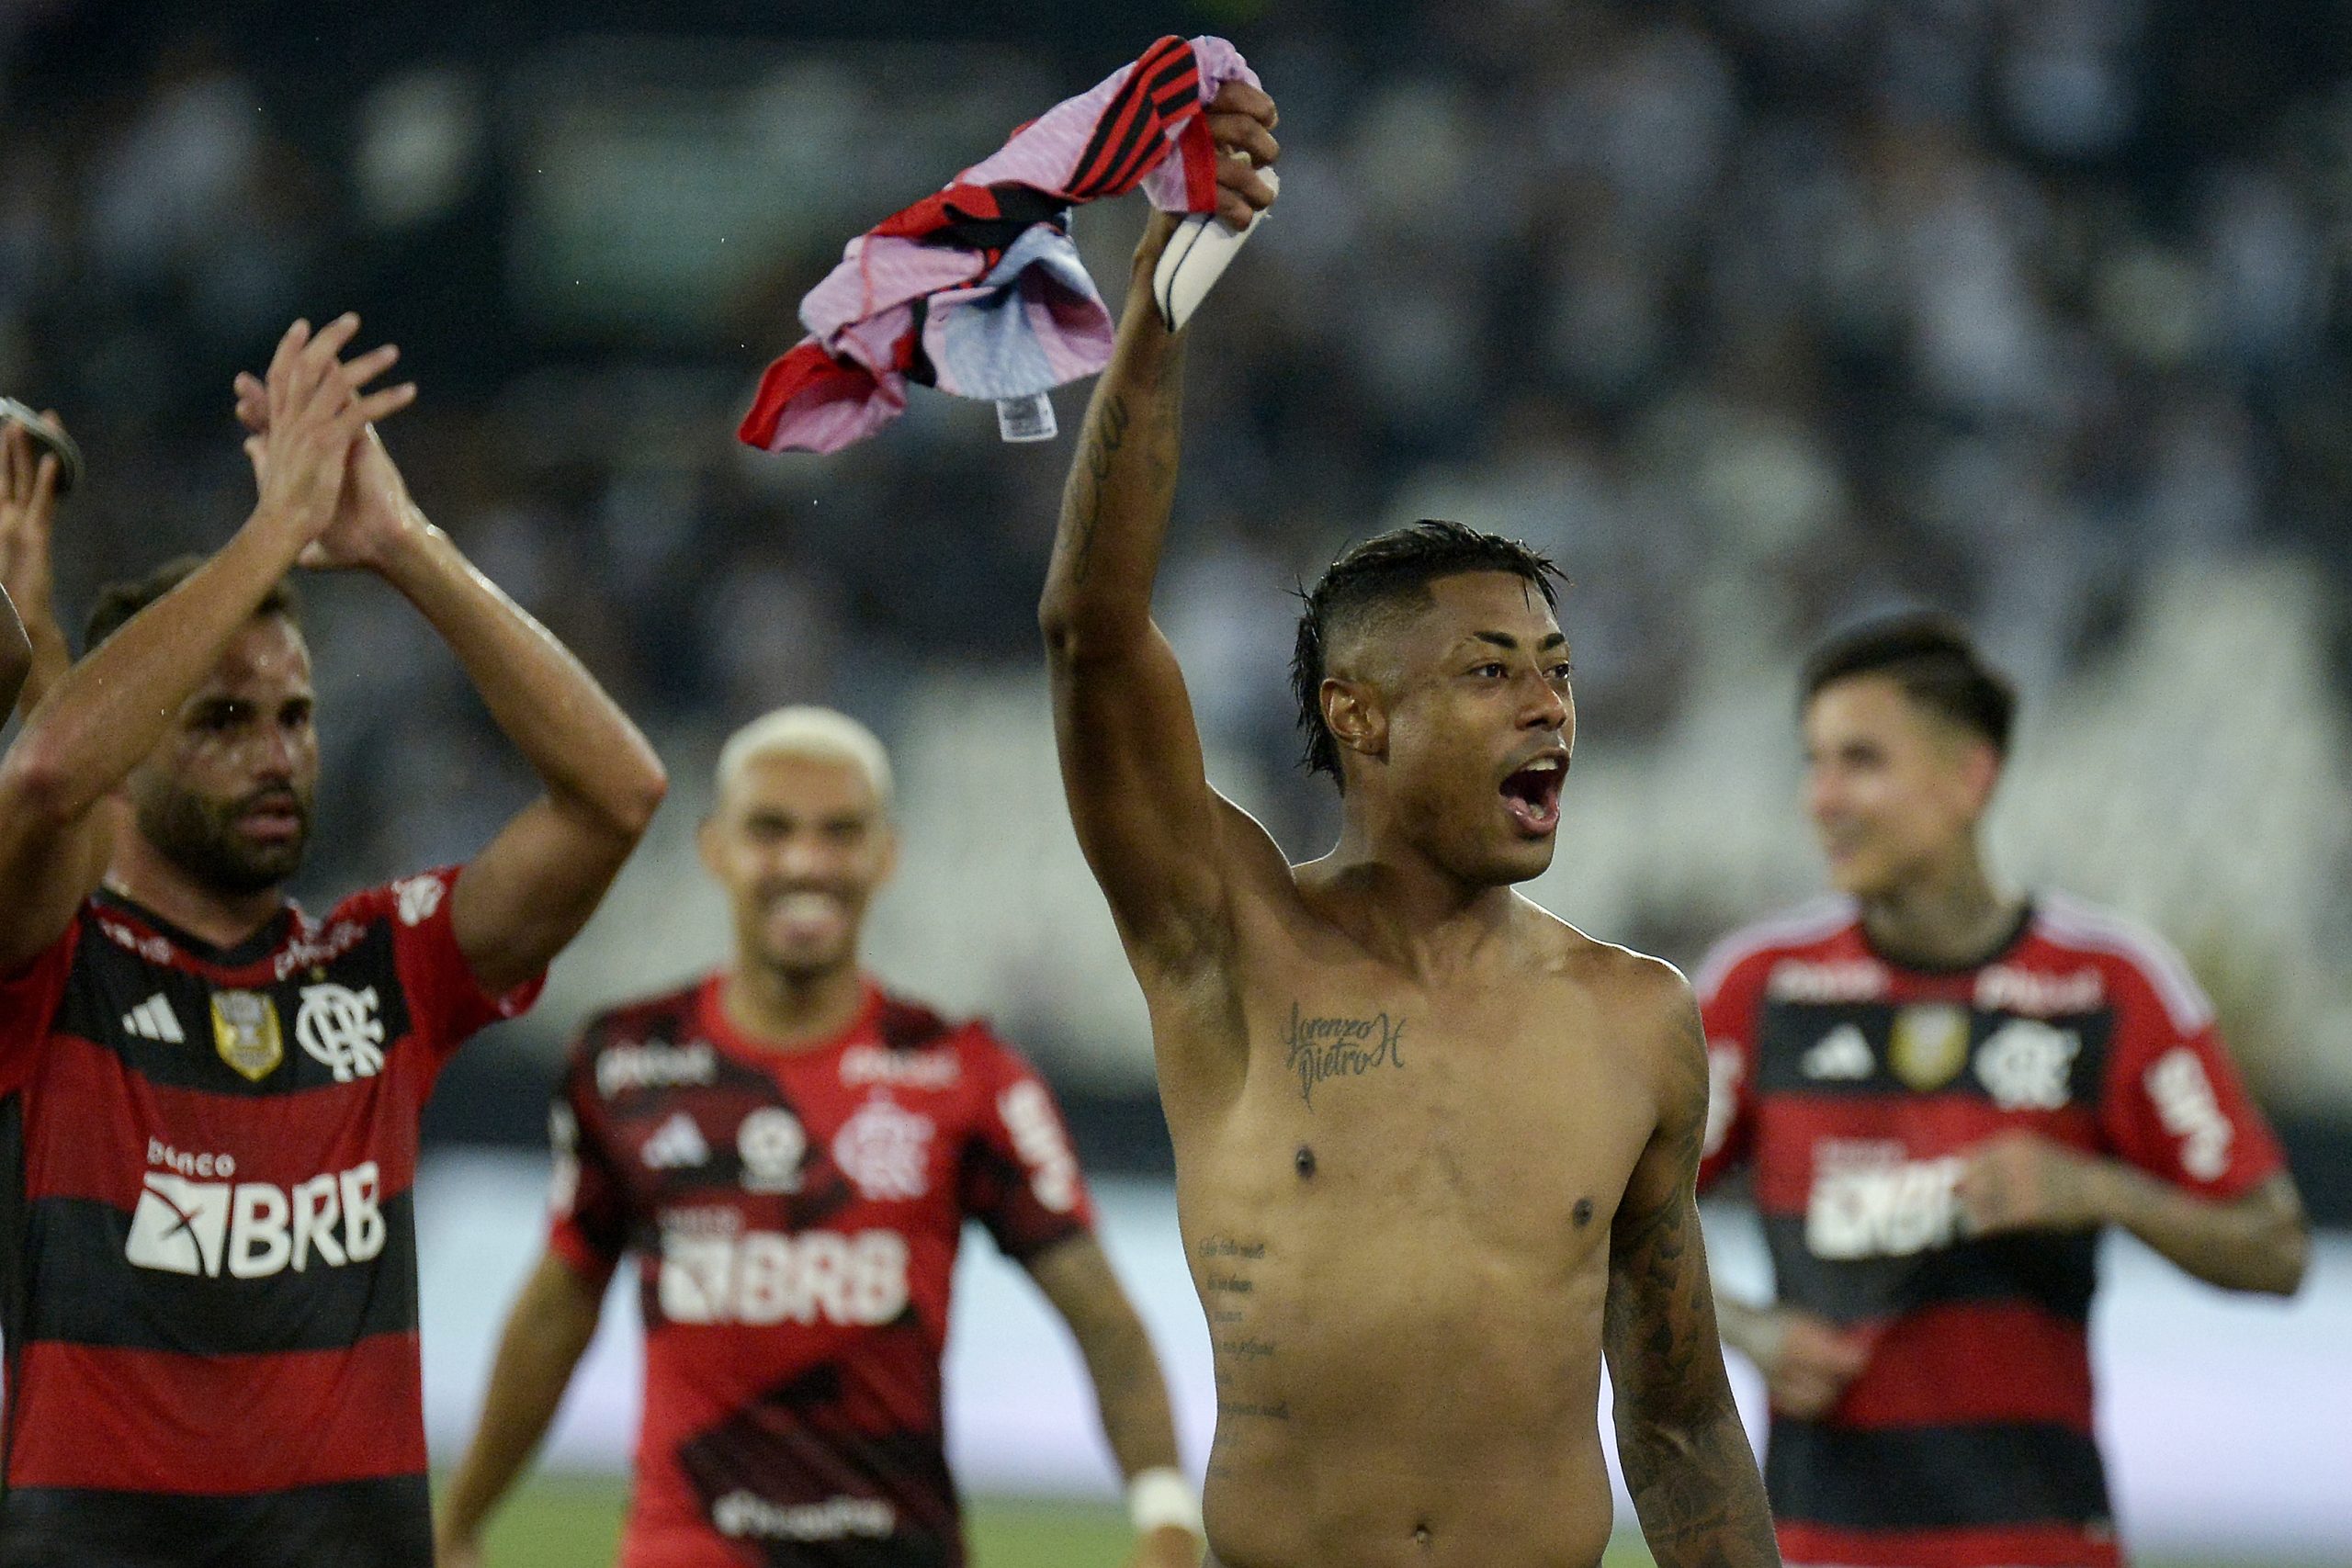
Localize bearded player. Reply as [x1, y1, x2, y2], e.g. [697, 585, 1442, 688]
[0, 316, 668, 1567]
[1698, 613, 2309, 1568]
[438, 708, 1202, 1568]
[1037, 81, 1776, 1568]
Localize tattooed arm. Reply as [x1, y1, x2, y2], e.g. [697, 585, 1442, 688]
[1604, 971, 1781, 1568]
[1037, 85, 1282, 1006]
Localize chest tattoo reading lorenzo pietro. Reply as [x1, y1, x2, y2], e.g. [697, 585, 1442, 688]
[1281, 1001, 1408, 1108]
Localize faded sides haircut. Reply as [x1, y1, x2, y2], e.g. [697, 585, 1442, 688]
[1801, 610, 2018, 755]
[1291, 520, 1566, 784]
[85, 553, 302, 653]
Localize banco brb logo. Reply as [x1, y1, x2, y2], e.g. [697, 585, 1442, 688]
[126, 1161, 388, 1280]
[297, 983, 386, 1082]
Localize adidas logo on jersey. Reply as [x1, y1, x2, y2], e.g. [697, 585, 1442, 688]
[642, 1112, 711, 1170]
[1802, 1024, 1874, 1080]
[122, 995, 187, 1043]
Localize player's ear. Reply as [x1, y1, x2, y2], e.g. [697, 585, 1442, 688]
[1960, 737, 2003, 816]
[873, 818, 899, 887]
[1322, 676, 1387, 763]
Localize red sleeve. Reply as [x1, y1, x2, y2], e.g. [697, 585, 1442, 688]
[547, 1039, 630, 1286]
[364, 866, 545, 1064]
[2098, 958, 2286, 1200]
[958, 1032, 1096, 1262]
[1694, 942, 1768, 1194]
[0, 915, 80, 1099]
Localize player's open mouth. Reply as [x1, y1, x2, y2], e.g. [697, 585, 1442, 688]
[1499, 754, 1566, 836]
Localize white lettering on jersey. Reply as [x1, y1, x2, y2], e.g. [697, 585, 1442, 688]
[1973, 1019, 2080, 1111]
[296, 983, 387, 1081]
[125, 1159, 385, 1279]
[736, 1107, 807, 1193]
[712, 1493, 897, 1542]
[641, 1111, 711, 1170]
[1975, 964, 2105, 1017]
[831, 1096, 934, 1201]
[997, 1079, 1080, 1214]
[1805, 1142, 1962, 1259]
[271, 919, 368, 979]
[1801, 1024, 1874, 1080]
[657, 1228, 910, 1326]
[393, 874, 446, 928]
[1766, 959, 1888, 1004]
[597, 1041, 718, 1100]
[1702, 1044, 1743, 1159]
[2145, 1047, 2233, 1180]
[99, 919, 175, 965]
[841, 1044, 961, 1089]
[145, 1138, 237, 1179]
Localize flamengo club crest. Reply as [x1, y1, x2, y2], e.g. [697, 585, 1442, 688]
[297, 984, 387, 1082]
[210, 991, 284, 1081]
[1889, 1004, 1972, 1091]
[833, 1095, 935, 1201]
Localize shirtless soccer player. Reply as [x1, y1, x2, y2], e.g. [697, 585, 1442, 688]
[439, 708, 1202, 1568]
[1698, 614, 2309, 1568]
[0, 318, 668, 1567]
[1036, 82, 1779, 1568]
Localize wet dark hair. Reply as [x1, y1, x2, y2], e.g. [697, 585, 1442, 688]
[1291, 520, 1565, 784]
[84, 554, 302, 653]
[1801, 610, 2016, 754]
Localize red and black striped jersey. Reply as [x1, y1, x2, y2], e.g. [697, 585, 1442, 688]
[549, 974, 1096, 1568]
[0, 870, 539, 1568]
[1697, 894, 2287, 1568]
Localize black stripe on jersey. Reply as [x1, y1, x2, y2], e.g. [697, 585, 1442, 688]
[51, 924, 418, 1097]
[23, 1191, 418, 1354]
[1765, 1417, 2110, 1531]
[1763, 1215, 2097, 1323]
[0, 1473, 431, 1568]
[1756, 1000, 2113, 1100]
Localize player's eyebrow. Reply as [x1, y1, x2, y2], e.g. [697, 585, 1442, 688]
[1467, 631, 1569, 652]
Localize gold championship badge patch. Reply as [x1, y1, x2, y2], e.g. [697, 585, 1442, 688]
[211, 990, 284, 1081]
[1888, 1004, 1971, 1091]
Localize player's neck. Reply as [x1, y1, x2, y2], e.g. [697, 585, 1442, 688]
[1858, 848, 2021, 970]
[106, 830, 286, 953]
[1308, 822, 1519, 971]
[721, 959, 867, 1052]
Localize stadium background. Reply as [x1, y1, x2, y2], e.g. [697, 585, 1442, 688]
[5, 0, 2350, 1562]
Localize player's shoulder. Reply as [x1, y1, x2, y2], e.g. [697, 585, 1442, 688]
[870, 984, 1036, 1074]
[570, 977, 711, 1063]
[2024, 891, 2214, 1034]
[1692, 895, 1860, 1000]
[1528, 905, 1697, 1029]
[325, 866, 462, 932]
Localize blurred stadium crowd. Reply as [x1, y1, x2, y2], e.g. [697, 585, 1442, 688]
[3, 1, 2348, 1193]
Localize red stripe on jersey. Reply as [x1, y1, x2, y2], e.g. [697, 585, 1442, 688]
[7, 1335, 426, 1493]
[24, 1033, 422, 1203]
[1779, 1518, 2120, 1568]
[1752, 1093, 2101, 1214]
[1832, 1302, 2093, 1432]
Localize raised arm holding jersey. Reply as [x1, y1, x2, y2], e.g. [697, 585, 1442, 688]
[438, 710, 1197, 1568]
[1697, 614, 2308, 1568]
[1038, 83, 1774, 1568]
[0, 316, 667, 1568]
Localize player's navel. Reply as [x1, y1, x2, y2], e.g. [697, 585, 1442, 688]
[1573, 1197, 1594, 1226]
[1295, 1145, 1316, 1179]
[1413, 1522, 1433, 1551]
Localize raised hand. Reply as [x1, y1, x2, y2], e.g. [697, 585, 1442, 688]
[0, 410, 69, 713]
[245, 314, 415, 558]
[237, 358, 424, 573]
[1204, 79, 1279, 231]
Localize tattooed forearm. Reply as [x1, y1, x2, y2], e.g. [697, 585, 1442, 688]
[1281, 1002, 1408, 1108]
[1605, 997, 1780, 1567]
[1061, 391, 1130, 584]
